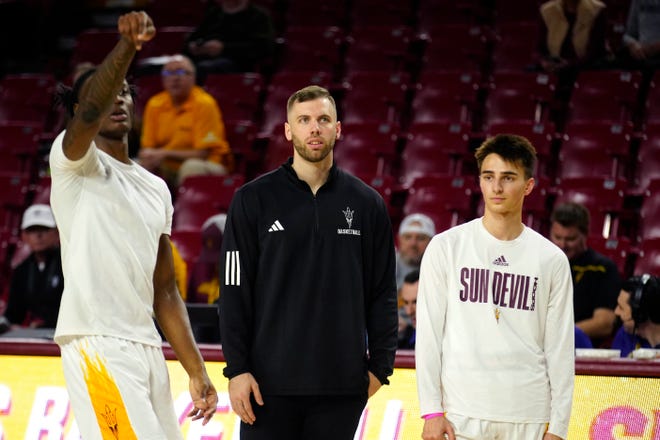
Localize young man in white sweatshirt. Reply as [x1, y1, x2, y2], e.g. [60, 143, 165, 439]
[415, 134, 575, 440]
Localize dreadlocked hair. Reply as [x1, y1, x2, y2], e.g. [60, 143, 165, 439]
[53, 68, 97, 118]
[54, 68, 138, 118]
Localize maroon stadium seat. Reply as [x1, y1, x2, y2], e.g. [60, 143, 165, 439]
[416, 0, 486, 29]
[644, 71, 660, 124]
[588, 235, 632, 277]
[284, 0, 348, 27]
[637, 180, 660, 242]
[70, 29, 122, 68]
[553, 177, 627, 238]
[259, 71, 333, 136]
[224, 119, 258, 175]
[260, 131, 292, 175]
[409, 70, 480, 125]
[400, 122, 472, 186]
[340, 71, 410, 125]
[276, 26, 345, 75]
[133, 74, 164, 119]
[337, 121, 400, 157]
[0, 173, 30, 216]
[556, 121, 631, 180]
[403, 175, 476, 232]
[567, 70, 642, 125]
[203, 72, 264, 123]
[484, 71, 556, 125]
[174, 174, 244, 231]
[633, 238, 660, 275]
[145, 0, 205, 27]
[350, 0, 416, 26]
[634, 124, 660, 192]
[135, 26, 193, 63]
[419, 24, 489, 72]
[491, 21, 540, 71]
[344, 25, 414, 73]
[0, 73, 56, 125]
[170, 229, 203, 271]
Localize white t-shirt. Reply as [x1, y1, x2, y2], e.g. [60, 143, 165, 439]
[415, 218, 574, 438]
[50, 131, 173, 347]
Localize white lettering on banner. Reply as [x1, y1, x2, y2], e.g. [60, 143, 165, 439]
[352, 403, 403, 440]
[175, 391, 195, 425]
[232, 416, 240, 440]
[25, 387, 69, 440]
[2, 380, 405, 439]
[175, 391, 229, 440]
[64, 422, 81, 440]
[353, 407, 368, 440]
[378, 400, 403, 440]
[0, 384, 11, 440]
[186, 417, 224, 439]
[0, 384, 10, 414]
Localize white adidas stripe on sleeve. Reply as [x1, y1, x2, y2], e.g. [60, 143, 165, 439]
[225, 250, 241, 286]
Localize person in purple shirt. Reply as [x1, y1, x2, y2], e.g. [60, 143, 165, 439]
[612, 274, 660, 357]
[574, 326, 593, 348]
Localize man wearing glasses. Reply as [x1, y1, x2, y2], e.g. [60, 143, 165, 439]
[139, 54, 233, 190]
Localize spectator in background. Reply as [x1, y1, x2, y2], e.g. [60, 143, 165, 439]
[612, 274, 660, 357]
[395, 213, 435, 291]
[184, 0, 275, 79]
[188, 213, 226, 304]
[550, 202, 620, 347]
[537, 0, 611, 73]
[139, 54, 233, 190]
[398, 269, 418, 349]
[0, 204, 63, 333]
[620, 0, 660, 67]
[574, 326, 593, 348]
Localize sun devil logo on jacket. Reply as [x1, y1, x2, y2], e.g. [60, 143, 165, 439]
[338, 206, 361, 236]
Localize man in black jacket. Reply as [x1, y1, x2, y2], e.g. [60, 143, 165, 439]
[219, 85, 398, 439]
[1, 204, 63, 332]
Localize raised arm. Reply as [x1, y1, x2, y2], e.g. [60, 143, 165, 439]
[62, 11, 155, 160]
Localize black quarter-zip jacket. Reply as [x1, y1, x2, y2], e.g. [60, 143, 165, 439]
[219, 159, 398, 395]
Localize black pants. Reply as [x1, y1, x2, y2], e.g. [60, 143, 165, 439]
[240, 394, 368, 440]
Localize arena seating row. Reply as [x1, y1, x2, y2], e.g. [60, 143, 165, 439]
[0, 0, 658, 296]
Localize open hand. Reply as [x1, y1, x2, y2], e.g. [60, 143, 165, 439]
[228, 372, 264, 425]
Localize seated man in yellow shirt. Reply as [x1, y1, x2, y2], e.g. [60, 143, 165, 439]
[139, 54, 234, 189]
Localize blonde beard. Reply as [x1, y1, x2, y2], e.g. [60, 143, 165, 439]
[292, 135, 334, 163]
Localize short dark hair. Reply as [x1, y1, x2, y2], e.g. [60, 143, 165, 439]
[404, 269, 420, 284]
[550, 202, 590, 235]
[474, 134, 537, 180]
[623, 274, 660, 324]
[286, 85, 337, 115]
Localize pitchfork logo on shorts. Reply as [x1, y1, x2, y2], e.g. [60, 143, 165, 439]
[338, 206, 361, 236]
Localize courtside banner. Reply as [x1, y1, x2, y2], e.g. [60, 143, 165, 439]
[0, 356, 423, 439]
[569, 375, 660, 439]
[1, 355, 659, 439]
